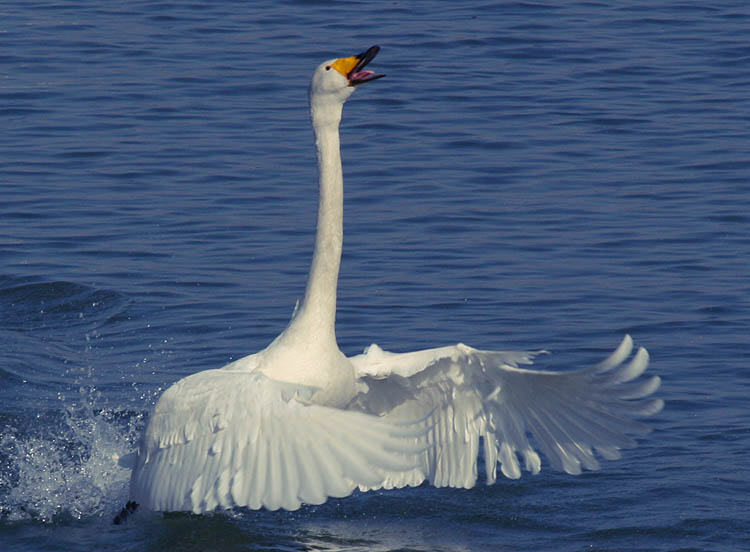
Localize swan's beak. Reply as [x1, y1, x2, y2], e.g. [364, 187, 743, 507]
[332, 45, 385, 86]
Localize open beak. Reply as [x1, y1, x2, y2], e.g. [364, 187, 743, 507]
[331, 45, 385, 86]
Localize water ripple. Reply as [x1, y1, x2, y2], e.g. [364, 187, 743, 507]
[1, 0, 749, 549]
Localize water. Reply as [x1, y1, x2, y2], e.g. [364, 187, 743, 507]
[1, 1, 749, 550]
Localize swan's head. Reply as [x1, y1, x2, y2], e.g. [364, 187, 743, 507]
[309, 45, 384, 108]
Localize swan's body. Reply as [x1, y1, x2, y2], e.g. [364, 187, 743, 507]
[125, 47, 662, 513]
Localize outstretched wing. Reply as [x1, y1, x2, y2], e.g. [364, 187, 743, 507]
[129, 369, 426, 513]
[348, 335, 663, 487]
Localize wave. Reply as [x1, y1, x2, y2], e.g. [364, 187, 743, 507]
[0, 275, 129, 333]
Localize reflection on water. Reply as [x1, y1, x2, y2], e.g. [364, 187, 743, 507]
[138, 509, 478, 552]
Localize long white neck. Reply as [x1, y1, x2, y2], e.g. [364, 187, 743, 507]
[290, 99, 345, 340]
[256, 82, 356, 403]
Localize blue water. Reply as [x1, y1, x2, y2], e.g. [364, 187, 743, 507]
[2, 1, 749, 550]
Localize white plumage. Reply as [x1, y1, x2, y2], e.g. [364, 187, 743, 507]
[125, 46, 662, 514]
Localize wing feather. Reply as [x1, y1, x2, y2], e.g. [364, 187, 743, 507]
[130, 370, 427, 512]
[349, 335, 662, 485]
[294, 430, 329, 505]
[130, 335, 661, 513]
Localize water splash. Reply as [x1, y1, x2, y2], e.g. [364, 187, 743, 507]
[0, 394, 143, 524]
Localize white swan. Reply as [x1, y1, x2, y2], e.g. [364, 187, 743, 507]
[124, 46, 662, 514]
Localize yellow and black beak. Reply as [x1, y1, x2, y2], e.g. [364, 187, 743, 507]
[331, 45, 385, 86]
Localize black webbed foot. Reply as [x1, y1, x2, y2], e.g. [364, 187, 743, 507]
[113, 501, 139, 524]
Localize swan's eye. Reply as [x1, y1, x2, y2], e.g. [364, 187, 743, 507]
[325, 65, 331, 71]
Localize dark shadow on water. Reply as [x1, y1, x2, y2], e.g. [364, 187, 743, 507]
[146, 512, 295, 552]
[120, 499, 487, 552]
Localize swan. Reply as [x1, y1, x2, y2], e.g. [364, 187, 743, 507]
[123, 46, 662, 514]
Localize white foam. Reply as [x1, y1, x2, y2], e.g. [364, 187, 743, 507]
[0, 394, 143, 523]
